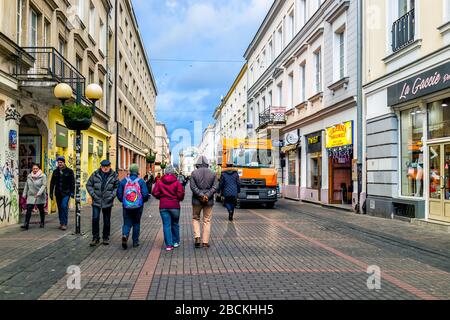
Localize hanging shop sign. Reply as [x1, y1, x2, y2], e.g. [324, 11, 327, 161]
[306, 132, 322, 154]
[326, 121, 353, 149]
[387, 61, 450, 105]
[285, 131, 300, 146]
[56, 124, 68, 148]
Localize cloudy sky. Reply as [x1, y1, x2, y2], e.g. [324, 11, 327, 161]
[132, 0, 273, 163]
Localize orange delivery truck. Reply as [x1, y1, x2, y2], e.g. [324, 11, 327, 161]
[217, 138, 278, 208]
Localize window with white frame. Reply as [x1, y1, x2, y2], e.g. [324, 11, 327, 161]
[288, 73, 294, 109]
[262, 50, 266, 70]
[314, 49, 322, 93]
[268, 40, 273, 65]
[297, 0, 307, 28]
[398, 0, 415, 17]
[445, 0, 450, 21]
[89, 2, 95, 37]
[78, 0, 85, 21]
[300, 63, 306, 102]
[44, 19, 51, 46]
[288, 10, 295, 42]
[277, 82, 283, 106]
[268, 91, 273, 107]
[100, 19, 106, 53]
[29, 8, 38, 47]
[333, 24, 346, 81]
[17, 0, 23, 45]
[277, 25, 283, 55]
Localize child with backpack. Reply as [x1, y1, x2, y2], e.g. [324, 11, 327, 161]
[117, 164, 150, 249]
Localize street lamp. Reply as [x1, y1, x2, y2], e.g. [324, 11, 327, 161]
[54, 82, 103, 235]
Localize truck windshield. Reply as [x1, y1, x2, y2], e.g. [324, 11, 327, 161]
[230, 149, 273, 168]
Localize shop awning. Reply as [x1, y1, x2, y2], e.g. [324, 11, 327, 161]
[281, 144, 298, 153]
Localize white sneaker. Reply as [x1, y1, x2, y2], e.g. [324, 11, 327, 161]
[174, 243, 180, 248]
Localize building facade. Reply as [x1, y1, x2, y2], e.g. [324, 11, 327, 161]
[155, 122, 170, 174]
[244, 0, 359, 206]
[197, 124, 216, 170]
[213, 64, 248, 142]
[0, 0, 156, 228]
[116, 0, 157, 179]
[179, 147, 199, 177]
[363, 0, 450, 223]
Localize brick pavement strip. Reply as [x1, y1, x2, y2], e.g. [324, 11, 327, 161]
[0, 191, 449, 300]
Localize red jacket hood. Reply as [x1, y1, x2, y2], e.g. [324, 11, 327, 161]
[162, 174, 178, 185]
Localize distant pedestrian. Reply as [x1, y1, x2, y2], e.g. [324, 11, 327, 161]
[21, 164, 47, 230]
[190, 156, 219, 248]
[144, 172, 155, 195]
[117, 164, 150, 249]
[86, 160, 120, 247]
[220, 164, 241, 221]
[155, 173, 162, 184]
[49, 156, 75, 231]
[152, 165, 185, 251]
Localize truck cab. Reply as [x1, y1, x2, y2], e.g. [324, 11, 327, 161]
[218, 139, 278, 208]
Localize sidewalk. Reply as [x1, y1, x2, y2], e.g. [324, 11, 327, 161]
[0, 193, 448, 300]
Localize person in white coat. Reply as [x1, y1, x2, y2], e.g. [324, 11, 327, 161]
[21, 164, 47, 230]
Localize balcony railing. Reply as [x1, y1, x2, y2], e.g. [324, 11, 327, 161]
[391, 9, 415, 53]
[258, 106, 286, 129]
[15, 47, 85, 96]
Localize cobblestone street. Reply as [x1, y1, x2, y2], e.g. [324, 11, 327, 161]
[0, 191, 449, 300]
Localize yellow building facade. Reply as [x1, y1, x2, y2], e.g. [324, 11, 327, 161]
[363, 0, 450, 223]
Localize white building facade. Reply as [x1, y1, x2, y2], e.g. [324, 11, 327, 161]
[245, 0, 359, 208]
[198, 124, 216, 169]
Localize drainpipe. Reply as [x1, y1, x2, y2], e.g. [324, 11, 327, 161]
[357, 0, 363, 213]
[114, 0, 119, 173]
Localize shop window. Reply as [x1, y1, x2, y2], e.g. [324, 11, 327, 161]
[288, 152, 296, 185]
[306, 132, 322, 189]
[428, 98, 450, 139]
[400, 107, 424, 197]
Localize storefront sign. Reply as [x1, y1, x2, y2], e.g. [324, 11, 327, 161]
[387, 61, 450, 105]
[88, 136, 94, 155]
[306, 132, 322, 154]
[285, 131, 299, 146]
[326, 121, 353, 149]
[56, 124, 68, 148]
[9, 130, 17, 149]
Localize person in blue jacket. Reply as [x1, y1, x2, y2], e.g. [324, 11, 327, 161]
[117, 164, 149, 249]
[220, 163, 241, 222]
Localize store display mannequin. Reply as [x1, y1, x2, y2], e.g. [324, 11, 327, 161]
[415, 137, 424, 197]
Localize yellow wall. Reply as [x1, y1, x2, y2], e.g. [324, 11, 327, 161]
[47, 107, 110, 207]
[364, 0, 447, 84]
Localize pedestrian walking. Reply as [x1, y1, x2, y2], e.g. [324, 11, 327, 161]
[144, 172, 155, 195]
[86, 160, 120, 246]
[190, 156, 219, 248]
[21, 164, 47, 230]
[152, 165, 185, 251]
[155, 173, 162, 184]
[117, 164, 150, 249]
[220, 164, 241, 221]
[49, 156, 75, 231]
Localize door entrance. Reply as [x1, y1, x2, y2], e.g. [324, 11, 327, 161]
[428, 144, 450, 222]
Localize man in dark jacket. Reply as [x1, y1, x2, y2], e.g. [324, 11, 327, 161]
[190, 156, 219, 248]
[86, 160, 120, 246]
[49, 156, 75, 231]
[220, 165, 241, 221]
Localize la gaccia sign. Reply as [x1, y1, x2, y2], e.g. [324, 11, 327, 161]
[326, 121, 353, 149]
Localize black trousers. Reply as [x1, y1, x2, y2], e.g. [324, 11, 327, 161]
[25, 204, 45, 225]
[92, 206, 112, 241]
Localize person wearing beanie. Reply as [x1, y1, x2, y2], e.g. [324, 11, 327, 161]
[49, 155, 75, 231]
[152, 165, 185, 251]
[86, 159, 120, 246]
[116, 164, 149, 249]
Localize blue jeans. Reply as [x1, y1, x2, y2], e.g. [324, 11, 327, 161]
[56, 196, 70, 226]
[160, 209, 180, 247]
[122, 207, 143, 244]
[92, 206, 112, 241]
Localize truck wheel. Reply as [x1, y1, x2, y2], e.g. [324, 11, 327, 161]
[266, 202, 275, 209]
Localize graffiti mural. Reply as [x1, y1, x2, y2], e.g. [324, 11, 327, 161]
[0, 158, 19, 224]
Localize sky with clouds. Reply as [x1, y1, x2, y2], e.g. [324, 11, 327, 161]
[131, 0, 273, 163]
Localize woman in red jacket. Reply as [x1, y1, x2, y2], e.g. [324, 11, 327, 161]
[152, 165, 185, 251]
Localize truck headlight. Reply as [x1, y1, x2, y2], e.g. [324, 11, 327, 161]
[268, 190, 276, 197]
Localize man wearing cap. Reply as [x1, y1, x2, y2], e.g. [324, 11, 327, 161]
[50, 156, 75, 231]
[86, 160, 120, 246]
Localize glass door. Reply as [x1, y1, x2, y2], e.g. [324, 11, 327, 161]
[429, 144, 450, 222]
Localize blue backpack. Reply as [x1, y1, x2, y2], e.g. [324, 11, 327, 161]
[123, 177, 143, 209]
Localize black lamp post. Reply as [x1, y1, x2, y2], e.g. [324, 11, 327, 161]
[54, 82, 103, 235]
